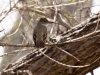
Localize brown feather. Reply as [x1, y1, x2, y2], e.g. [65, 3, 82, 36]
[33, 17, 51, 48]
[35, 41, 45, 48]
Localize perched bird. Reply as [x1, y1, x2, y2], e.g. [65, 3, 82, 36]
[33, 17, 54, 48]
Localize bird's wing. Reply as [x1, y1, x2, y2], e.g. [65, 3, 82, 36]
[33, 31, 36, 44]
[43, 32, 47, 41]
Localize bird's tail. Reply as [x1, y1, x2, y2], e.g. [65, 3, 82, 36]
[35, 41, 45, 48]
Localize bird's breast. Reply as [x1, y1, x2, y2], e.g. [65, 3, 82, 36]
[35, 25, 47, 41]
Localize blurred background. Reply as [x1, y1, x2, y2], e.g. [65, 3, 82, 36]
[0, 0, 99, 75]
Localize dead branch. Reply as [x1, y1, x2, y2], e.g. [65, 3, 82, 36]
[1, 13, 100, 75]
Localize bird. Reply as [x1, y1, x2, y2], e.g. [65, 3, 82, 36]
[33, 17, 54, 48]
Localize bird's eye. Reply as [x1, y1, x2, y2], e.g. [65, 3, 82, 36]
[44, 21, 46, 22]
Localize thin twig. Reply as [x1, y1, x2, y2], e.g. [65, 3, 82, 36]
[0, 29, 4, 32]
[0, 0, 20, 23]
[50, 2, 58, 35]
[39, 48, 88, 68]
[0, 48, 33, 57]
[0, 30, 100, 47]
[7, 17, 22, 37]
[90, 71, 94, 75]
[56, 46, 80, 62]
[29, 1, 86, 9]
[47, 40, 80, 62]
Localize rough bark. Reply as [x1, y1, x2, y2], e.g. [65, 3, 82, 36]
[1, 14, 100, 75]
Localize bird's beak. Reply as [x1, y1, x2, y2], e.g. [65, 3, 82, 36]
[47, 18, 58, 24]
[49, 21, 58, 24]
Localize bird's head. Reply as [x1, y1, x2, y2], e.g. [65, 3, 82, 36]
[38, 17, 55, 24]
